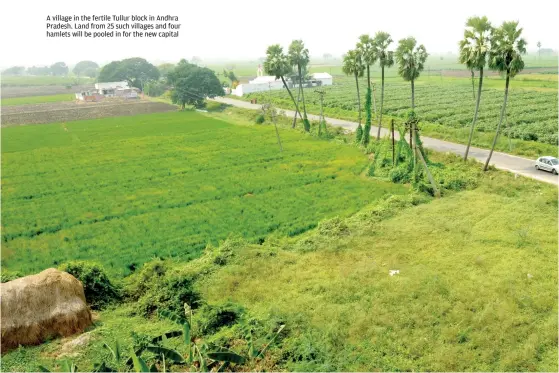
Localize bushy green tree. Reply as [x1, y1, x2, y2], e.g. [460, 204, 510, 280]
[98, 57, 159, 90]
[50, 61, 69, 76]
[171, 67, 223, 109]
[73, 60, 99, 78]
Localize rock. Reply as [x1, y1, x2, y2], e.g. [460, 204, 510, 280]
[0, 268, 93, 352]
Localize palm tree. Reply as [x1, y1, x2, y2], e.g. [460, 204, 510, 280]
[458, 16, 492, 161]
[372, 31, 394, 140]
[395, 37, 428, 110]
[263, 44, 303, 123]
[537, 41, 542, 59]
[342, 49, 365, 139]
[483, 21, 526, 171]
[356, 34, 377, 144]
[289, 40, 310, 131]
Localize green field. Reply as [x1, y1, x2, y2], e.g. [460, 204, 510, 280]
[0, 107, 556, 372]
[1, 75, 93, 86]
[1, 94, 75, 106]
[1, 111, 404, 277]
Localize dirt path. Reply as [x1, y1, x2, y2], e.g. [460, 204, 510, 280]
[213, 97, 558, 186]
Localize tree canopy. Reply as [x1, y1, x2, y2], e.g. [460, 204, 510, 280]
[73, 61, 99, 77]
[263, 44, 292, 79]
[2, 66, 25, 76]
[488, 21, 526, 78]
[98, 58, 160, 89]
[373, 31, 395, 69]
[458, 16, 492, 72]
[395, 37, 428, 82]
[50, 62, 69, 76]
[170, 65, 223, 109]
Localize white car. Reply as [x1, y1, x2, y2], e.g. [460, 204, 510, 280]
[535, 156, 559, 175]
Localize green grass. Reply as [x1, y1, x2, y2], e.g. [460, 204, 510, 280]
[200, 167, 558, 371]
[1, 94, 75, 106]
[1, 111, 405, 277]
[1, 75, 93, 86]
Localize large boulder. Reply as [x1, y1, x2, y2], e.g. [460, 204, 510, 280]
[0, 268, 93, 352]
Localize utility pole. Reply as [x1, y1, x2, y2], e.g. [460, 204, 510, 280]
[315, 88, 326, 136]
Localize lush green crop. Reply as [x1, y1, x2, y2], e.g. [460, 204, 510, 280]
[1, 94, 75, 106]
[1, 111, 405, 276]
[243, 76, 558, 145]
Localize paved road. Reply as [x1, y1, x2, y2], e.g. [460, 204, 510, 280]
[213, 97, 558, 186]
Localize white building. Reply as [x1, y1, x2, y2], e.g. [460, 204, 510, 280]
[231, 73, 333, 97]
[95, 81, 129, 97]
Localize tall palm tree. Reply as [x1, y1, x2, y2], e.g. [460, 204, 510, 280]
[395, 37, 428, 110]
[459, 16, 493, 161]
[342, 49, 365, 139]
[289, 40, 310, 131]
[357, 34, 377, 145]
[483, 21, 526, 171]
[263, 44, 303, 123]
[372, 31, 394, 140]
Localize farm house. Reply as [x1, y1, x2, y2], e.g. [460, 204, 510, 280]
[94, 81, 130, 97]
[231, 72, 333, 97]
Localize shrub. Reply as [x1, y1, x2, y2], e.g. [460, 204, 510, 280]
[195, 302, 244, 336]
[59, 261, 120, 309]
[255, 114, 265, 124]
[317, 217, 350, 237]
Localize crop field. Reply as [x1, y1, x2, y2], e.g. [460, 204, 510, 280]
[1, 84, 95, 98]
[243, 75, 558, 145]
[1, 100, 177, 126]
[1, 94, 74, 106]
[0, 75, 93, 87]
[1, 111, 404, 277]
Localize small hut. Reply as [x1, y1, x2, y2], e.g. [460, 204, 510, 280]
[0, 268, 93, 352]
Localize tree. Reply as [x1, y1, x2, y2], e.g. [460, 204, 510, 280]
[2, 66, 25, 75]
[537, 41, 542, 59]
[50, 62, 69, 76]
[289, 40, 311, 132]
[323, 53, 333, 61]
[372, 31, 395, 140]
[191, 56, 202, 65]
[342, 49, 365, 142]
[27, 66, 51, 75]
[483, 21, 526, 171]
[458, 16, 492, 161]
[167, 59, 197, 86]
[98, 58, 159, 90]
[357, 34, 377, 145]
[395, 37, 428, 110]
[170, 67, 223, 109]
[73, 61, 99, 78]
[263, 44, 304, 126]
[157, 63, 176, 80]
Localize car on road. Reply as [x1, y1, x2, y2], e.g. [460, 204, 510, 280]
[535, 156, 559, 175]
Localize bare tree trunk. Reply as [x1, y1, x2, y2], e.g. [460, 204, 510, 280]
[471, 69, 476, 101]
[355, 72, 362, 126]
[372, 83, 377, 115]
[484, 73, 510, 171]
[280, 76, 303, 124]
[411, 78, 415, 110]
[298, 64, 308, 120]
[464, 66, 484, 161]
[417, 147, 440, 198]
[272, 108, 283, 152]
[292, 83, 301, 128]
[376, 66, 385, 140]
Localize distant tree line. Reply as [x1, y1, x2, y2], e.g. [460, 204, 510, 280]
[2, 61, 100, 78]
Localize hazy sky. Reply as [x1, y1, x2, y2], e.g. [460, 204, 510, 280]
[0, 0, 557, 68]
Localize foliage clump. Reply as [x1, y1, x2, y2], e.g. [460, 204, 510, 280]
[59, 261, 120, 309]
[0, 269, 23, 283]
[317, 217, 350, 237]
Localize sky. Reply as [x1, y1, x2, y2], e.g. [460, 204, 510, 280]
[0, 0, 557, 68]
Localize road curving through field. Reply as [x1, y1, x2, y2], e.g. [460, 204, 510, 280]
[212, 96, 558, 186]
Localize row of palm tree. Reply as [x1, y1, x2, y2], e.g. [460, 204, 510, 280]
[262, 19, 527, 171]
[263, 41, 311, 132]
[459, 18, 526, 170]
